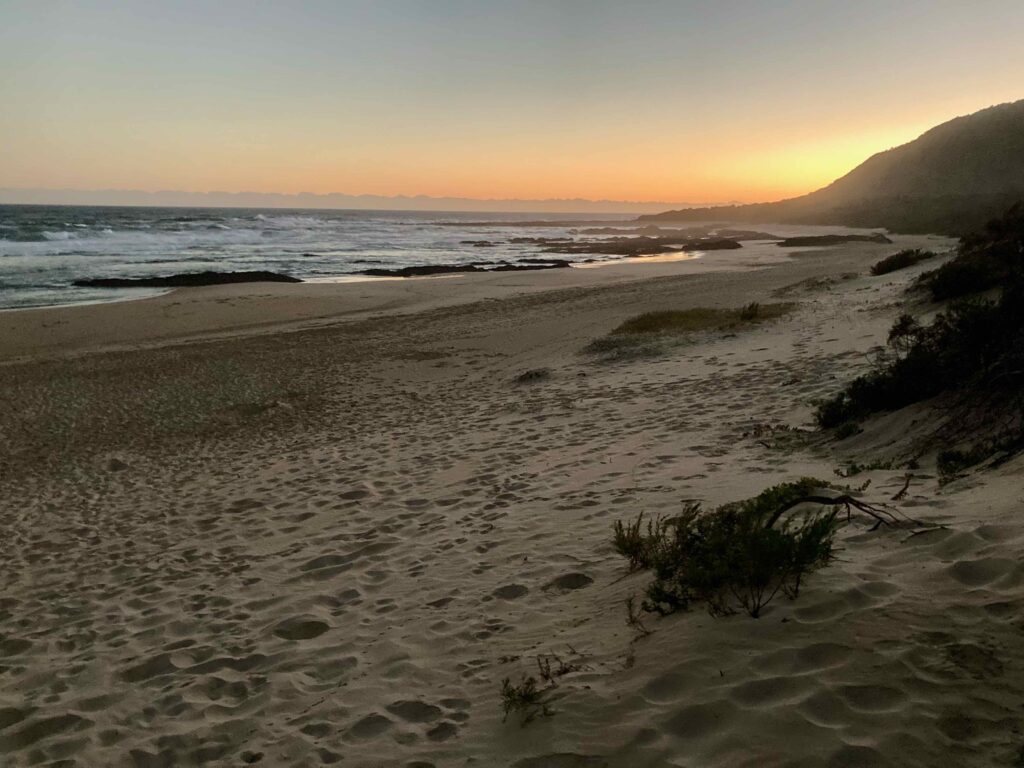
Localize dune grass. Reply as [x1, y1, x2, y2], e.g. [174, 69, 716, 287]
[583, 302, 796, 361]
[870, 249, 936, 276]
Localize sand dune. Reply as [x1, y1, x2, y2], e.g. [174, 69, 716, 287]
[3, 233, 1023, 767]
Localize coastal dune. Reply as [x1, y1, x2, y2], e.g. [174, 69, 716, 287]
[2, 233, 1023, 767]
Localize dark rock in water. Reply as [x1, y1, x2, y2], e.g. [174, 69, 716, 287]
[541, 236, 742, 256]
[73, 271, 302, 288]
[683, 238, 745, 251]
[360, 261, 570, 277]
[460, 240, 497, 247]
[716, 229, 785, 241]
[776, 233, 892, 247]
[509, 236, 573, 244]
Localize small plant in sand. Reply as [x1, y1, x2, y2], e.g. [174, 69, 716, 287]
[612, 511, 672, 570]
[614, 479, 849, 618]
[937, 445, 991, 485]
[738, 301, 761, 321]
[500, 676, 553, 726]
[833, 458, 895, 478]
[625, 595, 652, 637]
[536, 653, 578, 684]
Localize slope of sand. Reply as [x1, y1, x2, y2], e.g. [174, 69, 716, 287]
[2, 233, 1023, 767]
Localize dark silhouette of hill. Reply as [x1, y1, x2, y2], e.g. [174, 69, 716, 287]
[641, 99, 1024, 234]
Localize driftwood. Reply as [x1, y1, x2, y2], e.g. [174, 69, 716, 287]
[891, 473, 913, 501]
[764, 494, 919, 532]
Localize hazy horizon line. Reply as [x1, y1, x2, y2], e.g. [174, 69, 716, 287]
[0, 187, 740, 214]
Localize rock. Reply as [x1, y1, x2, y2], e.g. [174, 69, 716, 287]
[72, 271, 302, 288]
[776, 233, 892, 247]
[540, 237, 742, 256]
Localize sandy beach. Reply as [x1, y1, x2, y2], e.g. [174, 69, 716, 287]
[3, 233, 1024, 767]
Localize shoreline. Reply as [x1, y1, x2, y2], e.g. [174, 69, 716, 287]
[0, 234, 946, 364]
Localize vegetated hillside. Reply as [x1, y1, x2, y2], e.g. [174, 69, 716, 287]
[642, 99, 1024, 234]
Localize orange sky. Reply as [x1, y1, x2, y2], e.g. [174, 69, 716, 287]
[3, 2, 1023, 207]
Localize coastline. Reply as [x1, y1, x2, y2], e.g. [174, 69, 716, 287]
[0, 235, 942, 363]
[5, 231, 1023, 768]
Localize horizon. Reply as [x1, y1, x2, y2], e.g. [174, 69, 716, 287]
[0, 188, 725, 215]
[3, 1, 1024, 210]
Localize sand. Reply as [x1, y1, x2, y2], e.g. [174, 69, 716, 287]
[2, 232, 1023, 767]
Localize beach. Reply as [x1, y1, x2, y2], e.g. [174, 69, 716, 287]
[3, 233, 1024, 767]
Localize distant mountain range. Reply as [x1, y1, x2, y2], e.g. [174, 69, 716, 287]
[0, 188, 728, 215]
[642, 99, 1024, 233]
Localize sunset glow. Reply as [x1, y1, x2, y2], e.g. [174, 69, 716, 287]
[3, 1, 1023, 207]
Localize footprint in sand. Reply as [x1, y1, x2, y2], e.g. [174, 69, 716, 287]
[273, 617, 330, 641]
[543, 573, 594, 593]
[491, 584, 529, 600]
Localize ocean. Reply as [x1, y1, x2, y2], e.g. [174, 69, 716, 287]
[0, 204, 904, 311]
[0, 205, 639, 310]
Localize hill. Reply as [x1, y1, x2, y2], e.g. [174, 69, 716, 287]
[641, 99, 1024, 233]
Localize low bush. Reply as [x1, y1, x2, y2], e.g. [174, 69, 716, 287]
[818, 205, 1024, 456]
[916, 202, 1024, 301]
[816, 294, 1024, 429]
[614, 479, 838, 618]
[870, 249, 935, 276]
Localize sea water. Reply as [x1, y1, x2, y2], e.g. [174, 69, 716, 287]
[0, 206, 643, 310]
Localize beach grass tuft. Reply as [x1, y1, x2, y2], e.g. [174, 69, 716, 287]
[584, 302, 796, 361]
[500, 676, 553, 726]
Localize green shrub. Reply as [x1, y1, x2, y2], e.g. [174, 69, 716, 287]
[870, 249, 936, 276]
[614, 479, 838, 618]
[816, 294, 1024, 428]
[916, 202, 1024, 301]
[834, 421, 862, 440]
[817, 205, 1024, 469]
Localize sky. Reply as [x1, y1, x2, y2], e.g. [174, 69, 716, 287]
[2, 0, 1023, 209]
